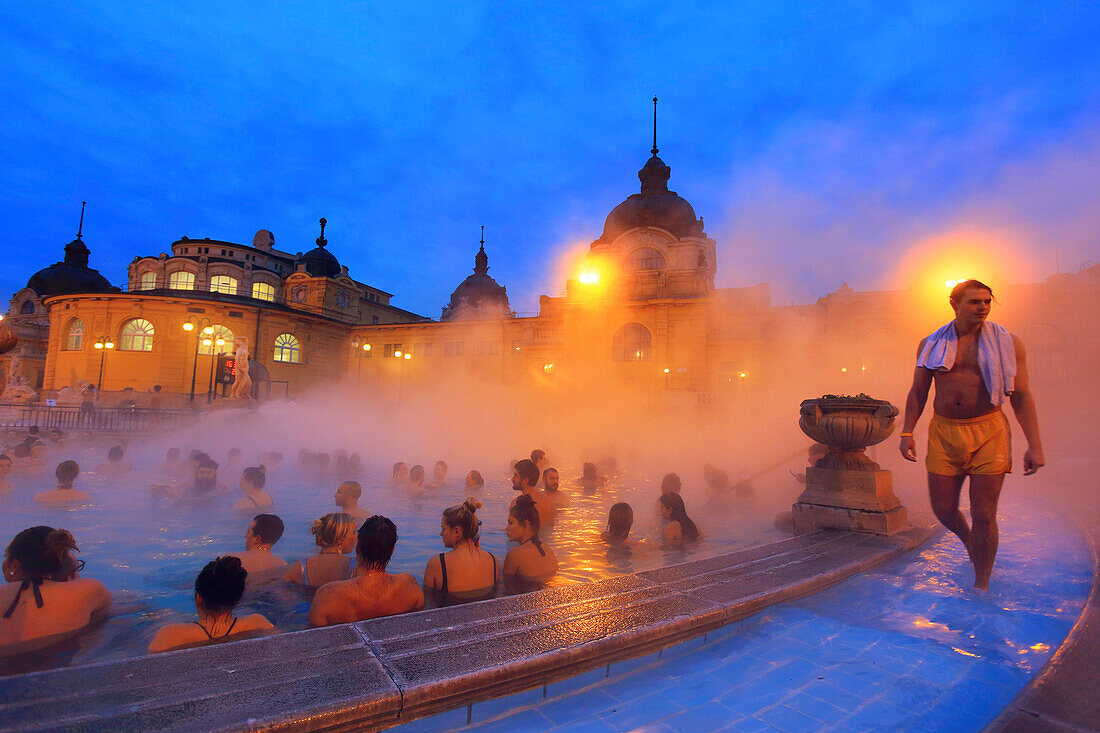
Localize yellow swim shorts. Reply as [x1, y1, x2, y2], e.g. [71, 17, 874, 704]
[926, 411, 1012, 476]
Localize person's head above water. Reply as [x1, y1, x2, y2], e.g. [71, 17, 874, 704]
[660, 472, 681, 494]
[441, 497, 482, 545]
[247, 514, 284, 548]
[3, 526, 82, 582]
[335, 480, 362, 509]
[530, 449, 546, 468]
[311, 513, 356, 552]
[357, 515, 398, 571]
[512, 459, 539, 491]
[392, 462, 408, 479]
[659, 493, 700, 540]
[107, 445, 124, 464]
[582, 462, 598, 480]
[166, 447, 181, 462]
[543, 468, 559, 493]
[241, 465, 266, 491]
[506, 494, 541, 542]
[194, 456, 219, 493]
[0, 454, 11, 475]
[28, 426, 39, 437]
[13, 444, 31, 460]
[433, 461, 447, 480]
[604, 502, 634, 544]
[194, 556, 247, 615]
[55, 460, 80, 488]
[409, 465, 425, 486]
[465, 470, 484, 489]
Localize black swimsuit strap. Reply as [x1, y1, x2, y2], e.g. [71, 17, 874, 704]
[193, 616, 239, 640]
[438, 553, 448, 595]
[522, 536, 546, 557]
[2, 578, 45, 619]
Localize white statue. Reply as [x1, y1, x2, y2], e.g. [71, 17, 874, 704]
[1, 354, 36, 401]
[230, 338, 253, 400]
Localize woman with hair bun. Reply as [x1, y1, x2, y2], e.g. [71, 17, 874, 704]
[149, 556, 274, 653]
[423, 498, 498, 605]
[284, 513, 357, 588]
[503, 494, 558, 588]
[232, 465, 273, 511]
[1, 526, 112, 655]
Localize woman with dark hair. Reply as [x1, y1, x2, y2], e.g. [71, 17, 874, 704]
[464, 470, 485, 490]
[232, 465, 272, 511]
[34, 461, 91, 504]
[408, 464, 425, 490]
[577, 461, 606, 490]
[659, 493, 701, 543]
[423, 498, 497, 604]
[601, 503, 634, 546]
[503, 495, 558, 585]
[1, 527, 111, 655]
[148, 556, 273, 653]
[284, 513, 357, 588]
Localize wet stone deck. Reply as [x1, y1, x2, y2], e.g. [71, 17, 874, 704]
[0, 526, 932, 733]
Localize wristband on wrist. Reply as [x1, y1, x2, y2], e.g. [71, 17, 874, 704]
[899, 432, 914, 438]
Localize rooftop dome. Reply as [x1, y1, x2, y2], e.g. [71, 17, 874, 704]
[298, 218, 341, 278]
[597, 154, 704, 244]
[26, 235, 115, 298]
[441, 237, 512, 322]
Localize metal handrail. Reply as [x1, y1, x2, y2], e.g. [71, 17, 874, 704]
[0, 404, 192, 432]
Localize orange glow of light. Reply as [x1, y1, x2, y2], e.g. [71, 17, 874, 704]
[543, 363, 554, 374]
[403, 352, 411, 360]
[841, 367, 848, 373]
[394, 350, 402, 358]
[739, 371, 747, 378]
[579, 268, 599, 285]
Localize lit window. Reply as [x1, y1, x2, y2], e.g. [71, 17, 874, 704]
[168, 271, 195, 290]
[198, 325, 234, 355]
[625, 247, 666, 271]
[119, 318, 155, 352]
[274, 333, 302, 363]
[139, 272, 157, 290]
[64, 318, 84, 350]
[252, 282, 275, 301]
[209, 275, 238, 295]
[612, 323, 651, 361]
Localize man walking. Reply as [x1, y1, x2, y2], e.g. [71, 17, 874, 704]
[899, 280, 1043, 589]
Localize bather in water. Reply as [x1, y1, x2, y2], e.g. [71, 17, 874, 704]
[423, 498, 498, 606]
[284, 513, 357, 588]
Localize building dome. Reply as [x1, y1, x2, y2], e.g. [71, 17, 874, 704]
[26, 237, 115, 298]
[298, 218, 341, 278]
[597, 154, 704, 244]
[441, 241, 512, 321]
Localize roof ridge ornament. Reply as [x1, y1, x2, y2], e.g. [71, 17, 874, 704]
[474, 225, 489, 275]
[316, 217, 327, 248]
[76, 201, 86, 241]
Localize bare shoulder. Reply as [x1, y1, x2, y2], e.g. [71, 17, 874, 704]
[1011, 333, 1027, 357]
[239, 613, 274, 632]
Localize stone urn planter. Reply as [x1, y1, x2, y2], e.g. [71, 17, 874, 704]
[793, 394, 908, 536]
[798, 395, 898, 470]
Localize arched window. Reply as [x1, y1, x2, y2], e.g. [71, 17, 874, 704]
[119, 318, 155, 352]
[169, 271, 195, 290]
[198, 324, 235, 355]
[64, 318, 84, 350]
[274, 333, 302, 364]
[252, 282, 275, 302]
[209, 275, 238, 295]
[139, 272, 157, 290]
[612, 323, 652, 361]
[20, 300, 35, 314]
[625, 247, 666, 271]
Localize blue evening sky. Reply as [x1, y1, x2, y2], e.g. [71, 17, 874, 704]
[2, 1, 1098, 316]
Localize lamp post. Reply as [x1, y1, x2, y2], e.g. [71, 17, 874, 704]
[93, 337, 115, 391]
[205, 336, 225, 403]
[663, 367, 670, 390]
[183, 318, 215, 402]
[352, 340, 371, 388]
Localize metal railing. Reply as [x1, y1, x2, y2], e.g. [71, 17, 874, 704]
[0, 404, 192, 432]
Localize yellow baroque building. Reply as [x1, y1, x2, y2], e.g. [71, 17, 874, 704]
[5, 146, 1099, 416]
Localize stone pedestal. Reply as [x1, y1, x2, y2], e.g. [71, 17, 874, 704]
[792, 467, 908, 535]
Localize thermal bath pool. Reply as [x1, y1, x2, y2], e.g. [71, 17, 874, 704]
[0, 452, 782, 675]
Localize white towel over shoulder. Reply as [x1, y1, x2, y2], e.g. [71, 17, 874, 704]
[916, 321, 1017, 407]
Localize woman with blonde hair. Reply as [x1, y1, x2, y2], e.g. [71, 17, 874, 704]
[423, 498, 498, 604]
[284, 513, 357, 588]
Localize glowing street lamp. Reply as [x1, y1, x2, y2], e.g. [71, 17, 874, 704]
[578, 268, 599, 285]
[183, 317, 215, 402]
[205, 336, 225, 403]
[93, 337, 114, 391]
[394, 350, 403, 358]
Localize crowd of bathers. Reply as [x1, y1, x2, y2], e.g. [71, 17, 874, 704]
[1, 431, 735, 657]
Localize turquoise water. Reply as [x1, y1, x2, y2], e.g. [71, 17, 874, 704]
[396, 494, 1090, 732]
[0, 440, 779, 674]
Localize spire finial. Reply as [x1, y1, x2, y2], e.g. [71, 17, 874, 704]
[76, 201, 86, 240]
[316, 217, 327, 247]
[474, 225, 488, 275]
[480, 225, 485, 249]
[651, 96, 658, 156]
